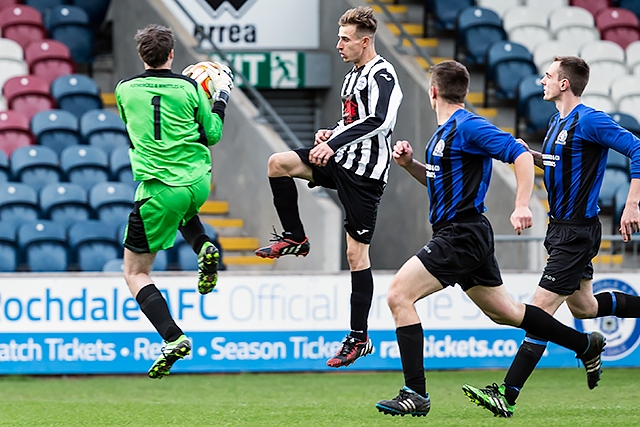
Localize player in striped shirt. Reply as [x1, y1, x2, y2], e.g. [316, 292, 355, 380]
[254, 6, 403, 368]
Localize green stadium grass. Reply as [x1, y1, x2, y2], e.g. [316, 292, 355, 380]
[0, 368, 638, 426]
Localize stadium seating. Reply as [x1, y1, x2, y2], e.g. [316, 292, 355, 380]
[102, 257, 122, 272]
[0, 5, 46, 50]
[3, 75, 55, 121]
[596, 7, 640, 48]
[618, 0, 640, 19]
[516, 74, 558, 136]
[68, 219, 120, 271]
[581, 94, 616, 111]
[613, 180, 631, 233]
[69, 0, 111, 27]
[89, 181, 133, 227]
[25, 39, 75, 85]
[46, 5, 94, 64]
[10, 145, 61, 191]
[0, 110, 34, 156]
[80, 109, 128, 154]
[51, 74, 103, 119]
[114, 222, 168, 271]
[610, 74, 640, 121]
[432, 0, 474, 31]
[523, 0, 568, 8]
[606, 148, 631, 172]
[599, 167, 631, 210]
[39, 182, 91, 228]
[484, 40, 537, 106]
[0, 38, 28, 91]
[476, 0, 520, 18]
[533, 40, 580, 74]
[60, 145, 109, 192]
[579, 40, 629, 89]
[549, 6, 600, 50]
[455, 6, 506, 65]
[17, 220, 68, 271]
[0, 182, 39, 224]
[0, 150, 8, 182]
[571, 0, 611, 18]
[503, 6, 552, 52]
[168, 221, 223, 271]
[109, 145, 135, 188]
[610, 111, 640, 134]
[31, 109, 81, 155]
[0, 0, 20, 11]
[626, 40, 640, 74]
[24, 0, 66, 15]
[0, 221, 18, 271]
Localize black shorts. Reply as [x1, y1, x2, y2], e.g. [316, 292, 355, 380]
[415, 214, 502, 291]
[539, 217, 601, 296]
[295, 147, 385, 244]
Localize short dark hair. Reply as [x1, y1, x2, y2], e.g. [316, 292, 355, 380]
[430, 60, 469, 104]
[553, 55, 590, 96]
[135, 24, 175, 68]
[339, 6, 377, 38]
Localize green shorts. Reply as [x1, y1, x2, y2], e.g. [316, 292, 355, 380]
[123, 173, 211, 253]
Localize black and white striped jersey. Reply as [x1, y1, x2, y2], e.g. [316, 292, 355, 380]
[326, 55, 403, 183]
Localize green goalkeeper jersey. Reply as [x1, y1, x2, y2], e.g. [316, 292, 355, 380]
[114, 68, 223, 186]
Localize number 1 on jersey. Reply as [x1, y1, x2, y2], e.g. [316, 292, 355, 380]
[151, 95, 161, 140]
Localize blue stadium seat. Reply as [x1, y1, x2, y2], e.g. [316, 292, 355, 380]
[609, 111, 640, 136]
[515, 75, 558, 137]
[109, 145, 136, 188]
[485, 41, 537, 107]
[68, 219, 120, 271]
[433, 0, 475, 31]
[17, 220, 68, 271]
[10, 145, 62, 191]
[613, 180, 632, 234]
[60, 145, 109, 192]
[455, 6, 506, 65]
[24, 0, 66, 16]
[80, 109, 128, 155]
[69, 0, 110, 26]
[31, 109, 81, 155]
[102, 257, 123, 272]
[0, 221, 18, 271]
[607, 149, 631, 173]
[46, 5, 94, 64]
[599, 167, 631, 211]
[51, 74, 103, 119]
[89, 181, 133, 226]
[39, 182, 90, 228]
[0, 150, 9, 182]
[0, 182, 39, 224]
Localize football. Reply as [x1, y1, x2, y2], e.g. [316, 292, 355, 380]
[186, 63, 214, 99]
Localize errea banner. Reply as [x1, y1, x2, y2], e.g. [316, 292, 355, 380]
[161, 0, 320, 49]
[1, 273, 640, 374]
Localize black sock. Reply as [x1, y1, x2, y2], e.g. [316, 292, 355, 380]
[396, 323, 426, 397]
[136, 284, 183, 342]
[519, 304, 588, 355]
[596, 291, 640, 318]
[350, 268, 373, 341]
[270, 176, 305, 241]
[503, 335, 547, 405]
[178, 215, 210, 254]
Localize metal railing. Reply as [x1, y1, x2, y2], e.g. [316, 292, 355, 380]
[172, 0, 305, 149]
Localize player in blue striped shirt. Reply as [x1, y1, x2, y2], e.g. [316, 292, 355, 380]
[463, 56, 640, 418]
[376, 60, 605, 418]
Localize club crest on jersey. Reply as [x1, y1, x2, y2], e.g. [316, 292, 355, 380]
[555, 129, 568, 145]
[432, 139, 445, 157]
[355, 76, 367, 91]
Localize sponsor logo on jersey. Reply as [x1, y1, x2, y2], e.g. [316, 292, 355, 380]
[342, 94, 358, 125]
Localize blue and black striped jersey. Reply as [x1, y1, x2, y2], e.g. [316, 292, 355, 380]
[542, 104, 640, 220]
[425, 109, 527, 226]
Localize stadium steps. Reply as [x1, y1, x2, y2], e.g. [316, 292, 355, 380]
[199, 201, 274, 269]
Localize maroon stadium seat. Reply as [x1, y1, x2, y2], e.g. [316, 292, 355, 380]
[25, 39, 75, 84]
[0, 5, 46, 50]
[0, 0, 20, 12]
[596, 7, 640, 49]
[571, 0, 611, 18]
[3, 75, 55, 121]
[0, 110, 34, 156]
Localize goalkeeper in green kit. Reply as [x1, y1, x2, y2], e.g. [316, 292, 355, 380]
[114, 24, 233, 379]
